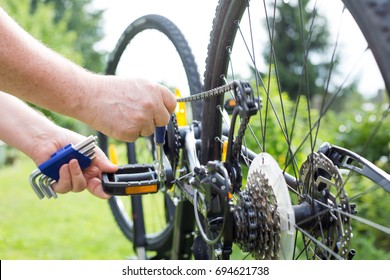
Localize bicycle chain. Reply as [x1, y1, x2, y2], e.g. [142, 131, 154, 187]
[174, 82, 353, 259]
[233, 170, 281, 260]
[175, 81, 275, 259]
[176, 83, 235, 103]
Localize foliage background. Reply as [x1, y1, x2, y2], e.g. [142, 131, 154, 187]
[0, 0, 104, 133]
[0, 0, 135, 259]
[0, 0, 389, 260]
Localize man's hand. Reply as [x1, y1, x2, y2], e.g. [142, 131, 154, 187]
[30, 129, 118, 199]
[85, 76, 177, 142]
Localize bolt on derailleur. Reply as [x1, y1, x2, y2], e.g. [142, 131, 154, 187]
[190, 161, 231, 221]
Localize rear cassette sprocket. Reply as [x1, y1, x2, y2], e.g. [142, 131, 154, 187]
[234, 170, 281, 259]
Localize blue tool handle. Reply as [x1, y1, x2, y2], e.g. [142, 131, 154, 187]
[38, 144, 92, 181]
[154, 126, 166, 145]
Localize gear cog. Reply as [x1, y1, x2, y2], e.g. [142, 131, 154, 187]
[233, 152, 296, 259]
[164, 114, 181, 177]
[234, 170, 281, 259]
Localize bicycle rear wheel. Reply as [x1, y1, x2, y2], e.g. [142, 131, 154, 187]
[99, 14, 202, 259]
[202, 0, 390, 259]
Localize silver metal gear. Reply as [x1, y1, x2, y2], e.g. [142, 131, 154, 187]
[299, 152, 352, 259]
[233, 170, 281, 259]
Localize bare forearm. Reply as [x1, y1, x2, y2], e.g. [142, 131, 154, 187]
[0, 91, 59, 160]
[0, 7, 94, 124]
[0, 7, 177, 142]
[0, 91, 116, 199]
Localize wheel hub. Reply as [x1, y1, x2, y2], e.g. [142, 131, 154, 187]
[299, 152, 352, 259]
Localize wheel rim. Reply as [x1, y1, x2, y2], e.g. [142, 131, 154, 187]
[100, 14, 201, 258]
[203, 0, 390, 259]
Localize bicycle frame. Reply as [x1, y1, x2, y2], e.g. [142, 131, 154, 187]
[102, 79, 390, 259]
[100, 0, 390, 260]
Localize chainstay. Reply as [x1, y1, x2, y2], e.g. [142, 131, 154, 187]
[176, 82, 235, 102]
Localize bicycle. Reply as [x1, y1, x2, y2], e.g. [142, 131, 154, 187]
[99, 0, 390, 260]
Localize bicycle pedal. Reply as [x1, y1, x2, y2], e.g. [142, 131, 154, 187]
[102, 164, 160, 195]
[29, 135, 97, 199]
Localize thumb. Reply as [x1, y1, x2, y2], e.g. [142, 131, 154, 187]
[87, 177, 111, 199]
[93, 147, 119, 173]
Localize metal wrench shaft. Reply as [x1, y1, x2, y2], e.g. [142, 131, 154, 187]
[154, 126, 166, 185]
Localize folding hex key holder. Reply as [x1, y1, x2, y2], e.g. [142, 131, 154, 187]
[29, 135, 97, 199]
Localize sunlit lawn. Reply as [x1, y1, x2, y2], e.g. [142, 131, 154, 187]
[2, 150, 388, 260]
[0, 152, 134, 259]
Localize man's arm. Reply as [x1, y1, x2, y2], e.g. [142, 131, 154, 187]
[0, 91, 116, 198]
[0, 7, 177, 142]
[0, 7, 91, 120]
[0, 91, 59, 160]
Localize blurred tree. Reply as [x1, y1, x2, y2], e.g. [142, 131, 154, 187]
[29, 0, 105, 72]
[264, 0, 337, 100]
[0, 0, 83, 64]
[336, 90, 390, 169]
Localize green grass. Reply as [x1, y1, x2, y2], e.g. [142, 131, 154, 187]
[2, 150, 388, 260]
[0, 152, 135, 259]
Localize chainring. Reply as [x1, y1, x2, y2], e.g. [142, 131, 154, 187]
[164, 114, 181, 177]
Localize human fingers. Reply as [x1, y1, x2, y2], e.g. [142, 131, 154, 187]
[161, 85, 177, 114]
[52, 164, 72, 194]
[68, 159, 87, 193]
[138, 120, 156, 137]
[52, 160, 87, 194]
[93, 147, 118, 173]
[83, 148, 114, 199]
[87, 177, 111, 199]
[153, 86, 176, 128]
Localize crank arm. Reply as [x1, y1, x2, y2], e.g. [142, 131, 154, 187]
[319, 143, 390, 192]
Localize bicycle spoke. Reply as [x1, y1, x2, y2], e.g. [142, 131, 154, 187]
[100, 14, 202, 259]
[317, 198, 390, 235]
[235, 10, 300, 175]
[284, 48, 372, 170]
[295, 224, 344, 260]
[203, 0, 390, 260]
